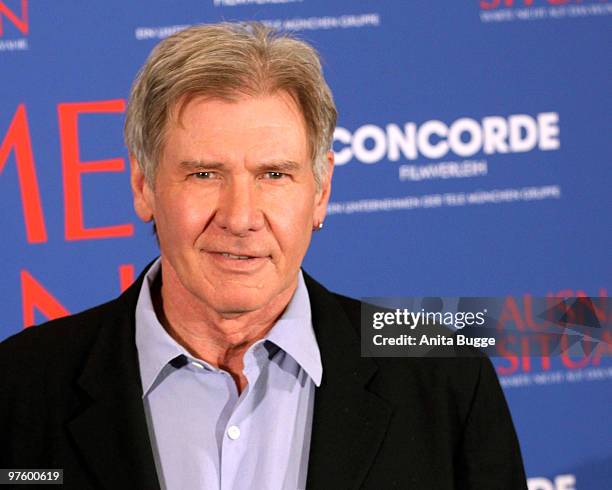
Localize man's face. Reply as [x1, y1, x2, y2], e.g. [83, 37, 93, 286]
[131, 91, 333, 316]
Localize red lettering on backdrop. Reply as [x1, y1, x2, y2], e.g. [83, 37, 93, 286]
[21, 270, 69, 328]
[0, 104, 47, 243]
[0, 0, 28, 36]
[533, 334, 551, 370]
[480, 0, 531, 9]
[520, 336, 531, 371]
[495, 334, 520, 375]
[119, 264, 135, 292]
[480, 0, 502, 9]
[524, 294, 549, 330]
[496, 288, 610, 376]
[497, 296, 525, 331]
[58, 99, 134, 240]
[480, 0, 576, 8]
[592, 330, 612, 366]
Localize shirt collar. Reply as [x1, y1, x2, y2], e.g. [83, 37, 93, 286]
[135, 258, 189, 396]
[135, 258, 322, 397]
[263, 270, 322, 387]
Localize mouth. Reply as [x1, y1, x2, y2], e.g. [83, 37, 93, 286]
[205, 250, 271, 270]
[220, 252, 254, 260]
[215, 251, 268, 260]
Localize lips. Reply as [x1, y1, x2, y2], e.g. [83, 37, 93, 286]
[210, 250, 269, 259]
[202, 249, 271, 268]
[204, 250, 271, 272]
[220, 252, 256, 260]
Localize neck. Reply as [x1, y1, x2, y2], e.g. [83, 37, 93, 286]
[151, 263, 297, 393]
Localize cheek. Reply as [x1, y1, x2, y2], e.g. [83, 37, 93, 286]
[268, 195, 315, 255]
[156, 191, 213, 243]
[265, 184, 316, 219]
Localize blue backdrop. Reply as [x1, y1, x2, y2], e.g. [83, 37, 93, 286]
[1, 1, 610, 488]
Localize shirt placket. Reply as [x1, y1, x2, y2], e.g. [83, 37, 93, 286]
[219, 345, 266, 490]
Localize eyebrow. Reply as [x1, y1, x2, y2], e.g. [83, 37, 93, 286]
[178, 160, 302, 172]
[179, 160, 224, 171]
[258, 161, 301, 173]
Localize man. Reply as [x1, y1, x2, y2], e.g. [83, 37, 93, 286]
[0, 23, 527, 489]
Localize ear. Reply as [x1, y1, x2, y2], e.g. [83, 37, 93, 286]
[130, 157, 155, 222]
[313, 150, 334, 225]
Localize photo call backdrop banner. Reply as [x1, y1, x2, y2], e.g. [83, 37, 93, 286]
[1, 1, 610, 488]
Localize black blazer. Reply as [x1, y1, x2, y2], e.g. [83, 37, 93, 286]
[0, 267, 527, 489]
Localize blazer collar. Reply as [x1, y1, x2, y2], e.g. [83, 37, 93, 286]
[67, 263, 390, 490]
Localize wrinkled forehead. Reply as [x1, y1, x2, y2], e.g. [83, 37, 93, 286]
[164, 89, 311, 148]
[160, 91, 311, 164]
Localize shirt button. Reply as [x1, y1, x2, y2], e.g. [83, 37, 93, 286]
[227, 425, 241, 440]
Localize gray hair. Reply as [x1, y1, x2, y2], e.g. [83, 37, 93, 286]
[124, 22, 337, 189]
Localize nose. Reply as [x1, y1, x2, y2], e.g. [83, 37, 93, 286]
[213, 177, 264, 236]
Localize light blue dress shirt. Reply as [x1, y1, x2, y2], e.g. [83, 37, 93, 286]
[135, 259, 323, 490]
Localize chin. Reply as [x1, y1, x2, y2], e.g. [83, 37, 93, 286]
[207, 290, 272, 316]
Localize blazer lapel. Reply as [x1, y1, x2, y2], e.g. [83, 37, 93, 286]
[304, 274, 392, 490]
[66, 276, 161, 490]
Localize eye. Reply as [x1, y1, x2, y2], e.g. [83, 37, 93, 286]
[263, 171, 286, 180]
[191, 171, 217, 179]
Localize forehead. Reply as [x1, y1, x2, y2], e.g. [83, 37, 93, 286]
[162, 91, 309, 161]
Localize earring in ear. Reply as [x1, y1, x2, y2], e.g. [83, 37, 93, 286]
[313, 221, 324, 231]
